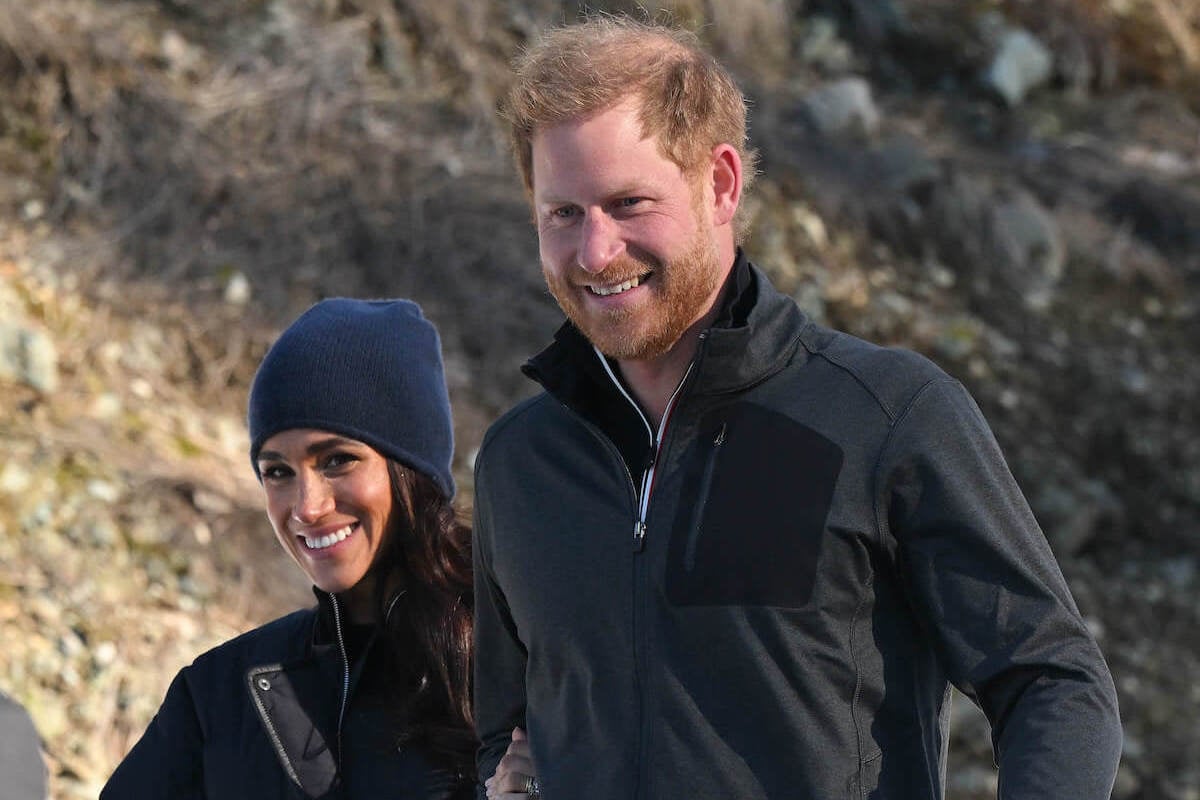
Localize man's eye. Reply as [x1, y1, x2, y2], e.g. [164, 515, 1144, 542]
[618, 197, 643, 208]
[551, 206, 578, 219]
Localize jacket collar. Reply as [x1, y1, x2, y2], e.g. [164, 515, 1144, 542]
[311, 587, 340, 651]
[524, 250, 810, 407]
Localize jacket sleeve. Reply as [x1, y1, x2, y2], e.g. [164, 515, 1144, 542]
[471, 450, 528, 798]
[101, 668, 205, 800]
[878, 378, 1121, 799]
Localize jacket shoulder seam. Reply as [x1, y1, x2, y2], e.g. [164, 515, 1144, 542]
[870, 376, 962, 547]
[803, 331, 945, 424]
[476, 392, 556, 464]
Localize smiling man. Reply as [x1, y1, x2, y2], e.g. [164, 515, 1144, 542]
[472, 16, 1121, 800]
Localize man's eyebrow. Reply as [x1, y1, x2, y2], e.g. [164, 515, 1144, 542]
[536, 184, 654, 207]
[535, 193, 574, 207]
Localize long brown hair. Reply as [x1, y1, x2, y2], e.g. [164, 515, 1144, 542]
[373, 461, 475, 776]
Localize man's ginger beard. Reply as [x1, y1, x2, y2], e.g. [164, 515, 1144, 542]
[543, 215, 723, 362]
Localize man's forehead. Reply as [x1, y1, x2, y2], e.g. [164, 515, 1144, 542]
[534, 94, 644, 134]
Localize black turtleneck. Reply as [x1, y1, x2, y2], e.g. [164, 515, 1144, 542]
[524, 249, 756, 483]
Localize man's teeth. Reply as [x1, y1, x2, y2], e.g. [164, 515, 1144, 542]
[304, 525, 353, 550]
[590, 276, 644, 296]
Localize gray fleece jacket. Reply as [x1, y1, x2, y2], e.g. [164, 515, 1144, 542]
[472, 254, 1121, 799]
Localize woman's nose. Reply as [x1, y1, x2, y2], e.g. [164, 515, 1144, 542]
[291, 473, 334, 524]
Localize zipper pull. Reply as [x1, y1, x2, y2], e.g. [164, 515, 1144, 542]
[633, 519, 646, 553]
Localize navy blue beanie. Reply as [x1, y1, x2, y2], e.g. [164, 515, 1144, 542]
[248, 298, 455, 498]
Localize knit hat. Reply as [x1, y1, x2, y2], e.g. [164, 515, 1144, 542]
[248, 298, 455, 498]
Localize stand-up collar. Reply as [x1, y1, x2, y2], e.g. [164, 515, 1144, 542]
[691, 252, 810, 395]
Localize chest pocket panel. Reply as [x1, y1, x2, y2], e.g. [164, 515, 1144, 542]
[665, 403, 843, 608]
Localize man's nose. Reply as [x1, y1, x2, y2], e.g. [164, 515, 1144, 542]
[576, 211, 624, 274]
[292, 473, 334, 524]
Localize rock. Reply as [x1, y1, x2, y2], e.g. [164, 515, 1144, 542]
[797, 16, 855, 73]
[869, 135, 941, 195]
[798, 77, 881, 138]
[130, 378, 154, 399]
[987, 189, 1064, 310]
[87, 480, 121, 504]
[1121, 366, 1150, 395]
[224, 271, 251, 305]
[161, 29, 202, 76]
[20, 199, 45, 221]
[190, 488, 232, 515]
[127, 518, 169, 548]
[89, 392, 123, 420]
[927, 174, 1064, 309]
[78, 515, 120, 548]
[0, 320, 59, 393]
[790, 204, 829, 250]
[0, 463, 32, 495]
[983, 28, 1053, 106]
[93, 641, 118, 669]
[192, 520, 212, 546]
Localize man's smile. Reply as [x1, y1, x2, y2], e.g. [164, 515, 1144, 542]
[584, 270, 654, 297]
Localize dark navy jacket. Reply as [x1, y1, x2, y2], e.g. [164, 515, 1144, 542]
[473, 253, 1121, 799]
[103, 592, 471, 799]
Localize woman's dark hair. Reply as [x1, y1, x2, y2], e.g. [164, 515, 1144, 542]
[373, 462, 475, 776]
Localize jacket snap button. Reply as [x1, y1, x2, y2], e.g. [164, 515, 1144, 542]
[257, 677, 271, 691]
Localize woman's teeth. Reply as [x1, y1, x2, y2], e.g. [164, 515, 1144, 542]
[304, 525, 353, 550]
[590, 275, 644, 296]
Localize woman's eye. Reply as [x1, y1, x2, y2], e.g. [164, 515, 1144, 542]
[323, 452, 357, 470]
[260, 464, 291, 480]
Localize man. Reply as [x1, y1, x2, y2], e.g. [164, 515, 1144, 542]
[473, 16, 1121, 800]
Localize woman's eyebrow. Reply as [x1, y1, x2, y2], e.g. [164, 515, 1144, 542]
[256, 436, 360, 463]
[304, 436, 359, 455]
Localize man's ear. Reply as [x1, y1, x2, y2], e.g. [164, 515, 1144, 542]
[710, 143, 742, 228]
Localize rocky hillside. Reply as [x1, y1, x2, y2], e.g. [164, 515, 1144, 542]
[0, 1, 1197, 798]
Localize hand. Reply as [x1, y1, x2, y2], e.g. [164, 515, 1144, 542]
[484, 726, 540, 799]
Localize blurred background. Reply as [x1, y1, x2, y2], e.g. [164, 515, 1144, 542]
[0, 0, 1196, 797]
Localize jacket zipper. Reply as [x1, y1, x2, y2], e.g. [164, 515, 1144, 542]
[592, 337, 704, 800]
[593, 346, 695, 552]
[329, 593, 351, 767]
[684, 422, 726, 572]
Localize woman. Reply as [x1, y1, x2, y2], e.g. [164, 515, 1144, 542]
[103, 298, 475, 799]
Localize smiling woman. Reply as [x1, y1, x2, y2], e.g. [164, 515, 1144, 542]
[257, 430, 397, 619]
[101, 299, 477, 800]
